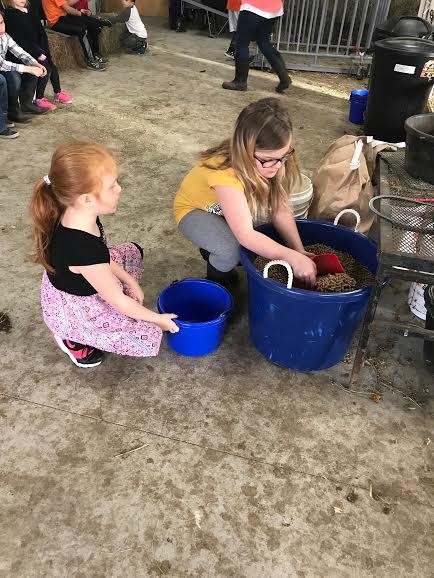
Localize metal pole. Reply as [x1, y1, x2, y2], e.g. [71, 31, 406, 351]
[286, 0, 297, 51]
[336, 0, 348, 53]
[356, 0, 370, 49]
[296, 0, 308, 52]
[306, 0, 318, 53]
[365, 0, 381, 50]
[326, 0, 339, 53]
[346, 0, 360, 55]
[315, 0, 329, 63]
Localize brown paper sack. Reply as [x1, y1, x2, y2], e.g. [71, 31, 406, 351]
[308, 135, 390, 233]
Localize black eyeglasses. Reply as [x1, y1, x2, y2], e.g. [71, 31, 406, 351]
[254, 148, 295, 168]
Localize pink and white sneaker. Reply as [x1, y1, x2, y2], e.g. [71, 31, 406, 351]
[35, 97, 57, 111]
[54, 90, 73, 104]
[52, 334, 104, 368]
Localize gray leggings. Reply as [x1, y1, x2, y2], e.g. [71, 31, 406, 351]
[179, 210, 240, 272]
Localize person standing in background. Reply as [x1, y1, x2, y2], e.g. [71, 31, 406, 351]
[222, 0, 291, 92]
[168, 0, 184, 32]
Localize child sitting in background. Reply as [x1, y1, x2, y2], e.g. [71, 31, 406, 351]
[4, 0, 72, 111]
[107, 0, 147, 55]
[30, 141, 179, 368]
[0, 12, 47, 122]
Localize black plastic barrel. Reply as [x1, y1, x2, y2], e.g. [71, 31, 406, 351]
[372, 16, 433, 46]
[364, 37, 434, 142]
[405, 114, 434, 184]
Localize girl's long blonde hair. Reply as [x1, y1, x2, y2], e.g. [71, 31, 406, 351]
[200, 97, 300, 220]
[29, 141, 116, 273]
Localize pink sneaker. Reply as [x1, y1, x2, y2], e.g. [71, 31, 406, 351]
[54, 90, 73, 104]
[35, 97, 57, 111]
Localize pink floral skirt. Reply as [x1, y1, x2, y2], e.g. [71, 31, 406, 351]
[41, 243, 162, 357]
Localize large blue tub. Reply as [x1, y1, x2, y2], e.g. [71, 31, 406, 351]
[240, 220, 378, 372]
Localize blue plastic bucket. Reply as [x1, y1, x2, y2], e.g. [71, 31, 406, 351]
[349, 88, 369, 124]
[240, 220, 378, 372]
[157, 279, 233, 357]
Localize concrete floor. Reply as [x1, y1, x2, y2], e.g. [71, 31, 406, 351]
[0, 19, 433, 578]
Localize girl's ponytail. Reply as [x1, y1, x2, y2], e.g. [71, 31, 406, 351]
[30, 178, 62, 273]
[29, 140, 116, 274]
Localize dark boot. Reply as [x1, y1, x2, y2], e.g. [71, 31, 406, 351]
[20, 102, 48, 115]
[222, 57, 249, 91]
[8, 110, 32, 123]
[265, 51, 292, 93]
[20, 75, 48, 115]
[199, 248, 210, 262]
[206, 262, 239, 291]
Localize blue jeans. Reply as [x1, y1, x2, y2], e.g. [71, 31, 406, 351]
[0, 74, 7, 133]
[235, 10, 279, 60]
[1, 70, 37, 114]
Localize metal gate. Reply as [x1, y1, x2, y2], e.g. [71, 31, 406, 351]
[275, 0, 391, 74]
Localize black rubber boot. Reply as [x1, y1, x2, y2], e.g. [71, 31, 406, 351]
[8, 110, 32, 124]
[19, 76, 48, 114]
[265, 51, 292, 93]
[206, 262, 239, 291]
[20, 103, 48, 115]
[199, 248, 210, 262]
[424, 285, 434, 369]
[222, 57, 249, 91]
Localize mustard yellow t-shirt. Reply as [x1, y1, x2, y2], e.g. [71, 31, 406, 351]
[174, 156, 244, 224]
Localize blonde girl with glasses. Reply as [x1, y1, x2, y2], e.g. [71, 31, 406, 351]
[174, 98, 317, 292]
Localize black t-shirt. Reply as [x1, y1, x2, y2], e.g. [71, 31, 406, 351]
[47, 218, 110, 296]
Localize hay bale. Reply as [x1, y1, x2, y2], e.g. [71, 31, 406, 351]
[46, 29, 86, 71]
[98, 14, 125, 56]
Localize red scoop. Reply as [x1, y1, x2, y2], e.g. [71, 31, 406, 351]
[311, 253, 344, 276]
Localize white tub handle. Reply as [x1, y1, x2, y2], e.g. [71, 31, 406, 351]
[263, 260, 293, 289]
[334, 209, 361, 232]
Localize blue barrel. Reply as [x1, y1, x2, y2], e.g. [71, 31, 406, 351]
[349, 88, 369, 124]
[157, 279, 232, 357]
[240, 220, 378, 372]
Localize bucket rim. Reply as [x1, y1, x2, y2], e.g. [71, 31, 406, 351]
[240, 219, 377, 301]
[157, 277, 233, 326]
[405, 113, 434, 142]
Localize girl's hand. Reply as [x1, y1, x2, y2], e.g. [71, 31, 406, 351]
[81, 8, 92, 15]
[27, 65, 45, 77]
[38, 54, 47, 61]
[286, 251, 317, 287]
[300, 249, 315, 258]
[157, 314, 179, 333]
[128, 282, 144, 305]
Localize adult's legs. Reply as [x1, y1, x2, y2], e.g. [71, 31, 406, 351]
[256, 16, 291, 92]
[222, 10, 256, 90]
[168, 0, 184, 31]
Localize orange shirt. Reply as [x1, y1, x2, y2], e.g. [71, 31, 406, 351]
[42, 0, 67, 26]
[227, 0, 241, 11]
